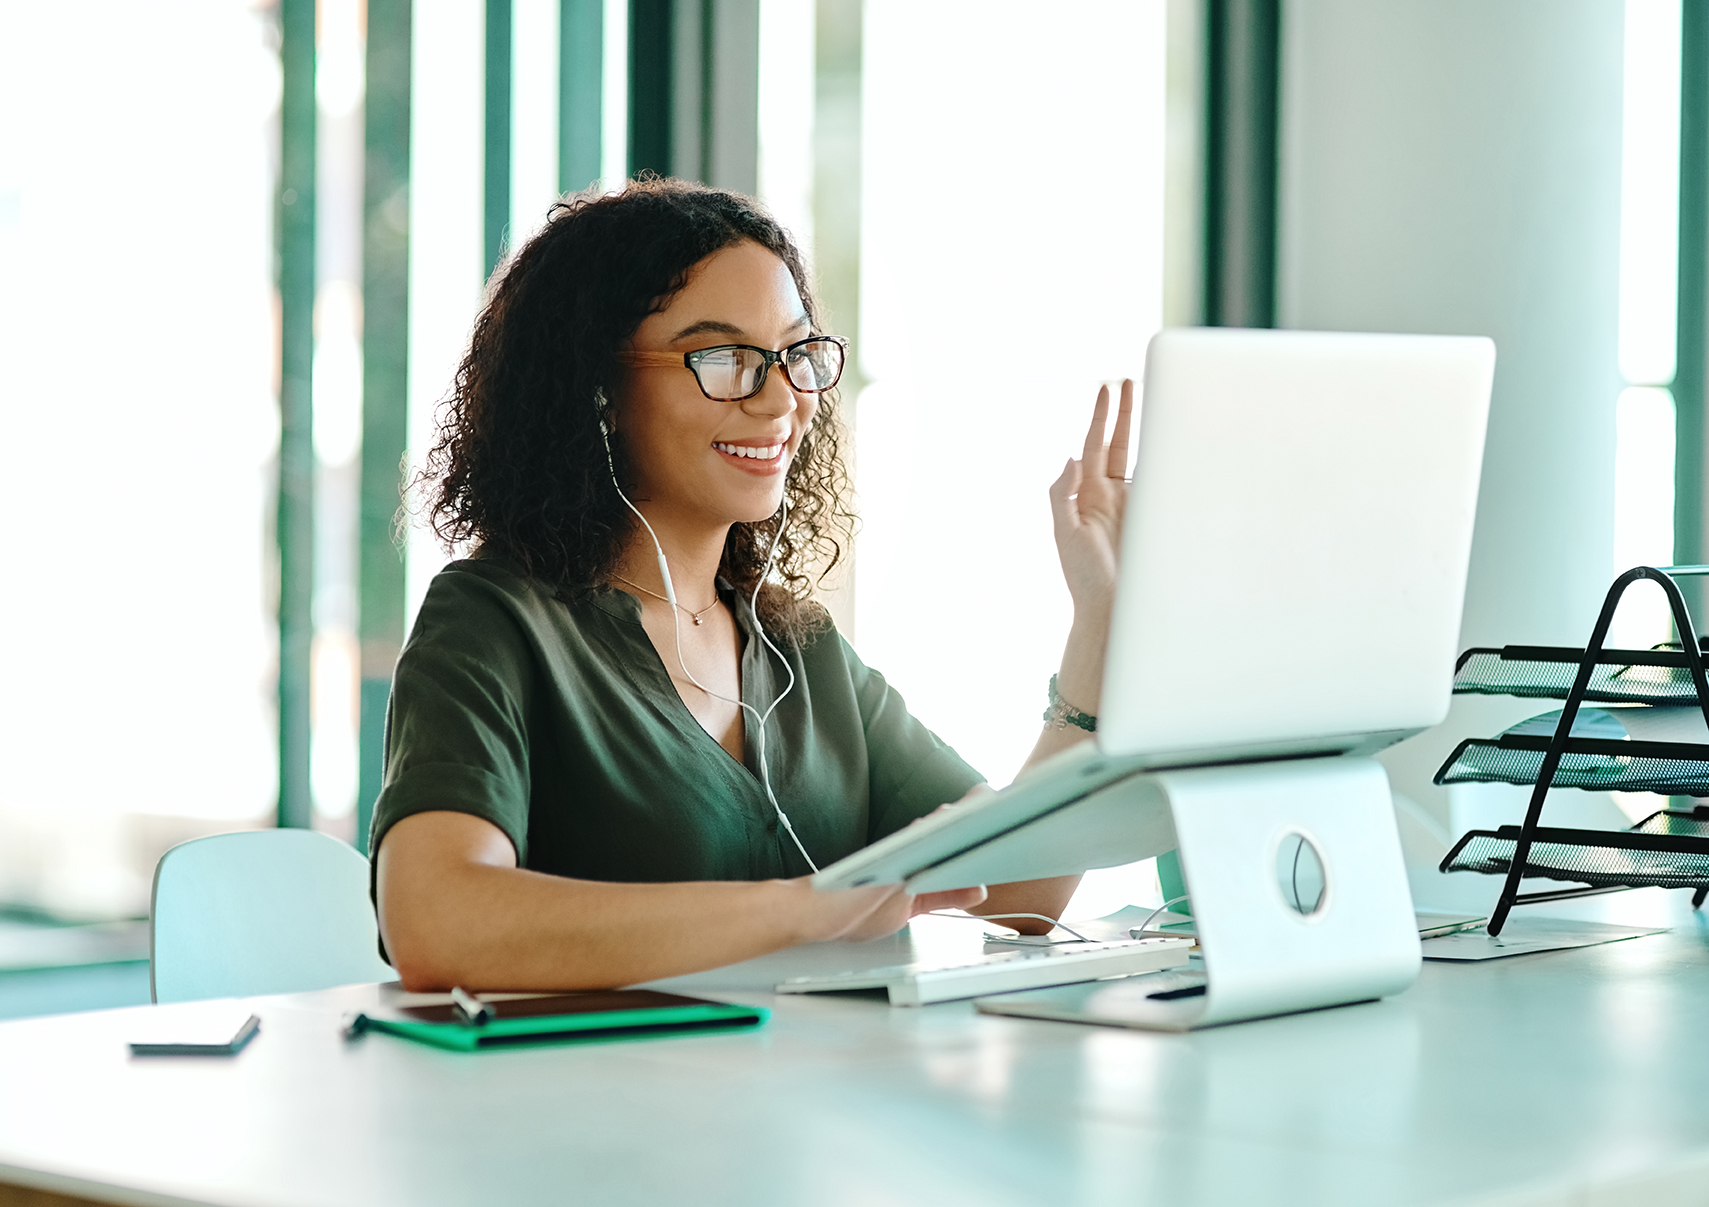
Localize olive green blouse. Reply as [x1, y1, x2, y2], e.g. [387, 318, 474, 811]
[369, 558, 984, 884]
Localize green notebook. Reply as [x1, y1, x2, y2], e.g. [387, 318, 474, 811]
[348, 989, 768, 1052]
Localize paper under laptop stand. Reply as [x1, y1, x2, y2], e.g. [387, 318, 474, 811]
[979, 755, 1422, 1031]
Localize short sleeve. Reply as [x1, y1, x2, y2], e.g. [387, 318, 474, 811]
[368, 570, 537, 865]
[839, 636, 985, 842]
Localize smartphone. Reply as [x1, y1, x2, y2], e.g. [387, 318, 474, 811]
[129, 1007, 260, 1056]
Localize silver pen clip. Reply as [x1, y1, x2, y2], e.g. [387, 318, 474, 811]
[450, 986, 493, 1026]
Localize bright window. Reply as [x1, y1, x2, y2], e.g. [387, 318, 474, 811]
[0, 1, 278, 917]
[855, 0, 1170, 915]
[855, 0, 1169, 788]
[1609, 0, 1682, 649]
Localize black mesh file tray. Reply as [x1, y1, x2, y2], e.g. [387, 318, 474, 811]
[1441, 822, 1709, 892]
[1453, 644, 1709, 705]
[1434, 734, 1709, 796]
[1436, 565, 1709, 934]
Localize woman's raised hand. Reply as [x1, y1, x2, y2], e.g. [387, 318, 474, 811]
[1049, 379, 1134, 621]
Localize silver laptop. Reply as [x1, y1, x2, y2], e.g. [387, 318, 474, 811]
[813, 327, 1495, 893]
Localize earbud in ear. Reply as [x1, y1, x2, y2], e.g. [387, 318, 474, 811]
[594, 386, 613, 438]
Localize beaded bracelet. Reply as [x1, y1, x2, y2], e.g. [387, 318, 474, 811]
[1043, 674, 1097, 732]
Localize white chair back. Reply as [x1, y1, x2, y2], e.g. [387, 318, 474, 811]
[150, 829, 393, 1003]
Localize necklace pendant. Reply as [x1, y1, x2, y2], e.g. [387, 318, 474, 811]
[693, 615, 703, 625]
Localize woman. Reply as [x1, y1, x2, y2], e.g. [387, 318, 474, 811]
[375, 178, 1132, 992]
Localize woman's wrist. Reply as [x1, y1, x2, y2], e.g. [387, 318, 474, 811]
[1055, 613, 1111, 716]
[1069, 588, 1116, 622]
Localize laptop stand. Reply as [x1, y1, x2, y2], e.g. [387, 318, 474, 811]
[1143, 754, 1422, 1029]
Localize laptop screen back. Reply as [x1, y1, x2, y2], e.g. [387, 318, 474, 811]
[1097, 328, 1494, 761]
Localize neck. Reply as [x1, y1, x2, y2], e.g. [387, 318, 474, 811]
[613, 505, 730, 608]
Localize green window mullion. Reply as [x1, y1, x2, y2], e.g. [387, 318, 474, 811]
[276, 0, 316, 830]
[629, 0, 673, 178]
[1675, 2, 1709, 624]
[560, 0, 605, 193]
[356, 0, 414, 853]
[1202, 0, 1279, 329]
[486, 0, 514, 277]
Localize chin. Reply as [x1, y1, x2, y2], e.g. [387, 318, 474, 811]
[736, 493, 789, 524]
[720, 475, 791, 523]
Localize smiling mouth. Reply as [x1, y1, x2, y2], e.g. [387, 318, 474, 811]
[712, 441, 785, 460]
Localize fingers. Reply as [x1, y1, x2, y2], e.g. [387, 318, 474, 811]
[836, 886, 918, 943]
[1049, 457, 1081, 545]
[793, 880, 907, 944]
[920, 782, 992, 822]
[914, 885, 989, 915]
[840, 885, 910, 936]
[837, 883, 901, 915]
[1059, 377, 1133, 542]
[1049, 457, 1081, 503]
[1106, 378, 1134, 480]
[1081, 383, 1111, 471]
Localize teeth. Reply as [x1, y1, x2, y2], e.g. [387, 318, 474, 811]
[713, 442, 784, 460]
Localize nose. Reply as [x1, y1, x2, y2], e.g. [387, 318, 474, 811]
[741, 360, 800, 420]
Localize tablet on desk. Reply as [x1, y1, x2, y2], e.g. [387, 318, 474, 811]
[811, 743, 1171, 892]
[810, 731, 1397, 895]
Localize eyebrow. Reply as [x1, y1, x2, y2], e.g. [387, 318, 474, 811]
[670, 313, 812, 343]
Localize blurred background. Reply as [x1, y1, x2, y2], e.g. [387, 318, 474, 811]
[0, 0, 1691, 1013]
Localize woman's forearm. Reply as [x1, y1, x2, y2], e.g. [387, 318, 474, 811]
[376, 811, 892, 992]
[978, 609, 1108, 932]
[383, 865, 802, 992]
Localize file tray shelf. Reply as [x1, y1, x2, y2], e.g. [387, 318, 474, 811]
[1454, 642, 1709, 706]
[1441, 808, 1709, 894]
[1434, 565, 1709, 934]
[1436, 735, 1709, 796]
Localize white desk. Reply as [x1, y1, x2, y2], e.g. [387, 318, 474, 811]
[3, 890, 1709, 1207]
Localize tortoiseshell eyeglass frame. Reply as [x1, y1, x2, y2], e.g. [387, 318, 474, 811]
[617, 335, 848, 401]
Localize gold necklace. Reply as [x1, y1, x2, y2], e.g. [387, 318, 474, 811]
[610, 573, 722, 626]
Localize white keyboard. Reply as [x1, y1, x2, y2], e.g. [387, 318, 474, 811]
[774, 937, 1192, 1007]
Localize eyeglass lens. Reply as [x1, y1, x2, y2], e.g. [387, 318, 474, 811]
[693, 339, 844, 400]
[781, 339, 844, 392]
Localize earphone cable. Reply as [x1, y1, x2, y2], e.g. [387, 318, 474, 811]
[667, 496, 815, 872]
[925, 911, 1093, 943]
[601, 417, 816, 871]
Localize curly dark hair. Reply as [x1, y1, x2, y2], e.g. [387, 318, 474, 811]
[414, 177, 855, 640]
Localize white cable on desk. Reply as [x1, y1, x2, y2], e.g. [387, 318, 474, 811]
[1129, 896, 1192, 937]
[926, 911, 1094, 943]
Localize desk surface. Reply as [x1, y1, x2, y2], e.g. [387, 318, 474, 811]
[4, 890, 1709, 1207]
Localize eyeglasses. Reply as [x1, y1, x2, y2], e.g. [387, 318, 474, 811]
[619, 335, 848, 402]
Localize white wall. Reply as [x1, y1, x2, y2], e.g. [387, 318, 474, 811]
[406, 0, 489, 624]
[1277, 0, 1627, 834]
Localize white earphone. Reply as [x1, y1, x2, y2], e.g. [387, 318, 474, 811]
[596, 391, 818, 872]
